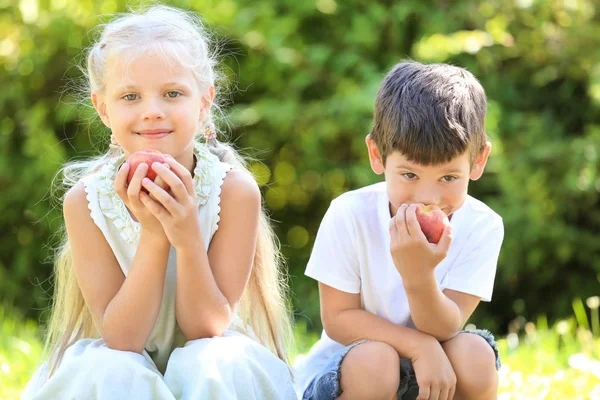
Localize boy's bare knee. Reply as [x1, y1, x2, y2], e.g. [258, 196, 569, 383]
[442, 333, 498, 398]
[339, 341, 400, 400]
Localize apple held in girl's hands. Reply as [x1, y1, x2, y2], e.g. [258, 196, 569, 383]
[125, 149, 170, 193]
[415, 205, 451, 244]
[126, 149, 165, 184]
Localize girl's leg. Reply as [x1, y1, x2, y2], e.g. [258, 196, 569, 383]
[164, 333, 296, 400]
[22, 339, 174, 400]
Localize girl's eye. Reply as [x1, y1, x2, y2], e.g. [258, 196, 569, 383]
[441, 175, 457, 183]
[123, 94, 138, 101]
[402, 173, 418, 180]
[166, 91, 181, 98]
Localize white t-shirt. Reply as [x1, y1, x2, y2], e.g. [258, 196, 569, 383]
[293, 182, 504, 396]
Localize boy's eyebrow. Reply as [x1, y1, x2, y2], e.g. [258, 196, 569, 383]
[395, 165, 464, 174]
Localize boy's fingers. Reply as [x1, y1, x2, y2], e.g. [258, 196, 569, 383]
[395, 204, 410, 241]
[436, 225, 453, 253]
[416, 384, 430, 400]
[389, 216, 400, 244]
[406, 204, 427, 242]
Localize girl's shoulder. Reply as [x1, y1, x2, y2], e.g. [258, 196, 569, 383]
[219, 168, 261, 210]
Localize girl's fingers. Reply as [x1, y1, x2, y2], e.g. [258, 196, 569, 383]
[127, 163, 148, 207]
[114, 162, 130, 200]
[142, 177, 177, 216]
[163, 157, 195, 195]
[152, 162, 190, 200]
[139, 191, 168, 221]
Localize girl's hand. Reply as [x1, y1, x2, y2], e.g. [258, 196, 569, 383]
[139, 157, 202, 249]
[389, 203, 452, 285]
[115, 161, 168, 241]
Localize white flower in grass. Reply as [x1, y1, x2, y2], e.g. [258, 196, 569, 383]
[587, 296, 600, 310]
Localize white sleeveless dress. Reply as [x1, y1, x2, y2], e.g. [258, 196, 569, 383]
[22, 142, 296, 400]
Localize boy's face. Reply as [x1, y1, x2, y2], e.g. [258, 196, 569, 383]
[366, 137, 491, 218]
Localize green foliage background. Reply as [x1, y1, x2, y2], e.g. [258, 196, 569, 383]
[1, 0, 599, 336]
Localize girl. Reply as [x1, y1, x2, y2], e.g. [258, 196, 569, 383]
[23, 5, 296, 400]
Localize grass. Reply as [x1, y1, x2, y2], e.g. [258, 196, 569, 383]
[2, 299, 599, 400]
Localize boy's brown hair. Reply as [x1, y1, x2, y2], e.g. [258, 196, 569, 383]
[369, 61, 488, 166]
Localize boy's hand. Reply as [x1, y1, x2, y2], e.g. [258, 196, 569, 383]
[389, 203, 452, 284]
[139, 157, 203, 249]
[411, 335, 457, 400]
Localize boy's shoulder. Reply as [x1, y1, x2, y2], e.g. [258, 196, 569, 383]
[459, 195, 503, 232]
[330, 182, 387, 214]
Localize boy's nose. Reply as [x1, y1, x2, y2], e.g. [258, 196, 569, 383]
[414, 189, 440, 206]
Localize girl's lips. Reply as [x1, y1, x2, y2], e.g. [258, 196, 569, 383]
[139, 131, 171, 139]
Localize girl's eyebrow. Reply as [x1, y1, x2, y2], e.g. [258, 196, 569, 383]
[116, 82, 190, 91]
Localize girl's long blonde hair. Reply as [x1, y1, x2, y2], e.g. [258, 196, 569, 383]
[44, 4, 293, 376]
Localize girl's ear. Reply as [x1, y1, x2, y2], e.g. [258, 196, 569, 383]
[91, 92, 110, 128]
[199, 85, 215, 121]
[365, 135, 385, 175]
[470, 141, 492, 181]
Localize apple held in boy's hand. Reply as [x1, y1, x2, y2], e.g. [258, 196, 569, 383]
[415, 205, 450, 244]
[125, 149, 170, 194]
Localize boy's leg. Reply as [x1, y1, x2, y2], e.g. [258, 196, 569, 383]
[339, 341, 400, 400]
[441, 330, 499, 400]
[302, 341, 401, 400]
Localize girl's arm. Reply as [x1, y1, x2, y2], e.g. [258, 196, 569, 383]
[65, 183, 170, 353]
[174, 169, 260, 340]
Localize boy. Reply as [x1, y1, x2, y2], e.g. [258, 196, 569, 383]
[294, 61, 504, 400]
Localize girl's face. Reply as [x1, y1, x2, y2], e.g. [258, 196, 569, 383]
[92, 49, 212, 173]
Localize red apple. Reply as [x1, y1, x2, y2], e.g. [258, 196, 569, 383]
[415, 205, 450, 244]
[126, 149, 166, 185]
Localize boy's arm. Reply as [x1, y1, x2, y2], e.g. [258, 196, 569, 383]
[403, 273, 480, 341]
[320, 281, 432, 357]
[393, 204, 503, 341]
[319, 282, 457, 397]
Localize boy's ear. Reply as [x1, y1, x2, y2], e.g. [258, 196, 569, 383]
[91, 92, 111, 128]
[365, 135, 385, 175]
[470, 141, 492, 181]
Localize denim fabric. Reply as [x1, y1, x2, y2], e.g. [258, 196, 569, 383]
[302, 329, 501, 400]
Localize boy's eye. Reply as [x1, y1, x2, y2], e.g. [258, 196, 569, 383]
[123, 93, 138, 101]
[441, 175, 457, 183]
[402, 173, 418, 180]
[166, 91, 181, 98]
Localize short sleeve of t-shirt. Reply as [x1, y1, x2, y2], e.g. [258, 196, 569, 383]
[443, 216, 504, 302]
[305, 198, 360, 294]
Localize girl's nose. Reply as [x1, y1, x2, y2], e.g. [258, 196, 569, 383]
[141, 99, 166, 120]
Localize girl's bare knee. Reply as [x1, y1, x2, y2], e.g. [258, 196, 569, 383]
[339, 341, 400, 400]
[442, 333, 498, 398]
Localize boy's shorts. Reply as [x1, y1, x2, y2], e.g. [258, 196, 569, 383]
[301, 329, 500, 400]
